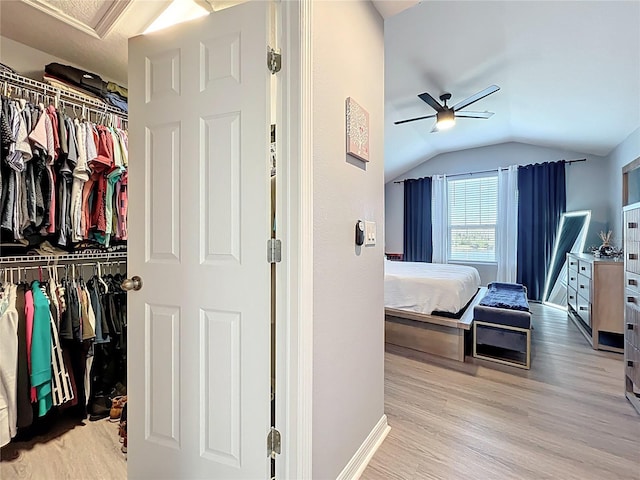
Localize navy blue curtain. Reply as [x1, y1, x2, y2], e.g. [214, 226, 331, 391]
[403, 177, 433, 262]
[516, 162, 566, 300]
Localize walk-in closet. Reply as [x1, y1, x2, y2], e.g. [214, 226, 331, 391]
[1, 66, 130, 477]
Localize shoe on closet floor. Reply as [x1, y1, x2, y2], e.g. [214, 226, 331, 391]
[114, 382, 127, 396]
[121, 410, 128, 454]
[89, 396, 112, 421]
[118, 402, 127, 442]
[110, 395, 127, 422]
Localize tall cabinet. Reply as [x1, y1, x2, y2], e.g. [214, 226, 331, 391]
[623, 203, 640, 414]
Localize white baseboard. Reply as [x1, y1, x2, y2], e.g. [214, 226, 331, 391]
[336, 414, 390, 480]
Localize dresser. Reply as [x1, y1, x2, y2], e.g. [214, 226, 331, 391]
[623, 203, 640, 414]
[566, 252, 623, 352]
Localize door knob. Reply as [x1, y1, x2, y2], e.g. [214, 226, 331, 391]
[122, 276, 143, 291]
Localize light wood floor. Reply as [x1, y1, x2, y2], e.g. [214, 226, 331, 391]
[363, 303, 640, 480]
[2, 305, 638, 479]
[0, 416, 126, 479]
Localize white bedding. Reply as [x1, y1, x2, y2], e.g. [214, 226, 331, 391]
[384, 261, 481, 315]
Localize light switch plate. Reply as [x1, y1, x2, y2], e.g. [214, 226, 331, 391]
[364, 221, 376, 246]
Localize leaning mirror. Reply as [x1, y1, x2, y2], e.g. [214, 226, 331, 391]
[543, 210, 591, 307]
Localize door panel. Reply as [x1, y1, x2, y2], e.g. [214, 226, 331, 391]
[128, 2, 271, 478]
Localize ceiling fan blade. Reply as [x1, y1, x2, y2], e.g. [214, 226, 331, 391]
[455, 111, 494, 119]
[394, 114, 436, 125]
[418, 92, 445, 112]
[430, 122, 439, 133]
[452, 85, 500, 111]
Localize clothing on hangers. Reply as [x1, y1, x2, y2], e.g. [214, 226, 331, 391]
[1, 93, 128, 249]
[0, 260, 127, 442]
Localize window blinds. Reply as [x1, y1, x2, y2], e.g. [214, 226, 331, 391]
[447, 176, 498, 262]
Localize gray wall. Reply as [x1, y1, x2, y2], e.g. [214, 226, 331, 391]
[0, 36, 121, 84]
[608, 127, 640, 245]
[312, 1, 385, 479]
[385, 142, 611, 285]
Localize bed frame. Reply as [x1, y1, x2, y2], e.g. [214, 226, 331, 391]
[385, 287, 487, 362]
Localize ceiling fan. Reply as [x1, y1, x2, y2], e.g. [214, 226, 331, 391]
[395, 85, 500, 132]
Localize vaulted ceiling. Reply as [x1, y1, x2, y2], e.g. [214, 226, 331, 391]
[2, 0, 639, 183]
[381, 1, 640, 181]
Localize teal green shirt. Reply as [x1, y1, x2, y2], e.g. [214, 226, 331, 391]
[31, 282, 52, 417]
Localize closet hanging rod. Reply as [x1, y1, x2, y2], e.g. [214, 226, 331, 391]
[0, 260, 126, 272]
[0, 252, 127, 265]
[0, 70, 127, 118]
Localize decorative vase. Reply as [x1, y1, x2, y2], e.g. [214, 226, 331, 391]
[599, 243, 613, 257]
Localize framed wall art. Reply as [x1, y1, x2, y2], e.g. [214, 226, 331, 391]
[346, 97, 369, 162]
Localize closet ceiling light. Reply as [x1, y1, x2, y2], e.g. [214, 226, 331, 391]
[144, 0, 210, 34]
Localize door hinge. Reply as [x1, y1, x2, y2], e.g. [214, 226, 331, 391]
[267, 47, 281, 74]
[268, 239, 282, 263]
[267, 427, 281, 458]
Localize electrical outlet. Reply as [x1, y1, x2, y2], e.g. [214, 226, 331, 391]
[365, 221, 376, 246]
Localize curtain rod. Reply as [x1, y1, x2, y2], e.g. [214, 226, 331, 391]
[393, 158, 587, 184]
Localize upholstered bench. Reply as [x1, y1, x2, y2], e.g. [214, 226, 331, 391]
[473, 282, 532, 369]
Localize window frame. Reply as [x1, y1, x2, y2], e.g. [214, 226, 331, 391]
[446, 173, 499, 264]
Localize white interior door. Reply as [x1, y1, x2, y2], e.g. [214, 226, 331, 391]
[127, 2, 271, 478]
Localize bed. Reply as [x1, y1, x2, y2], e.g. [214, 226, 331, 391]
[384, 260, 485, 362]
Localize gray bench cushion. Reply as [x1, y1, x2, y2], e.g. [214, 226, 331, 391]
[474, 304, 531, 329]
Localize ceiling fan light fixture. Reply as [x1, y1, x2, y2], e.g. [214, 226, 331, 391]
[436, 110, 455, 130]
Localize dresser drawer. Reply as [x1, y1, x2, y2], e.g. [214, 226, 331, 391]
[625, 290, 640, 311]
[625, 209, 640, 242]
[567, 256, 579, 274]
[627, 346, 640, 387]
[576, 295, 591, 327]
[577, 273, 591, 301]
[626, 241, 640, 274]
[626, 321, 638, 349]
[625, 345, 636, 382]
[578, 260, 592, 278]
[568, 270, 579, 293]
[567, 287, 578, 312]
[636, 348, 640, 387]
[625, 271, 640, 294]
[626, 294, 640, 347]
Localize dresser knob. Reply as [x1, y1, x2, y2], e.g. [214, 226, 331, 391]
[628, 361, 635, 367]
[581, 266, 586, 271]
[629, 222, 638, 229]
[630, 254, 638, 260]
[629, 279, 638, 286]
[628, 323, 635, 330]
[569, 295, 574, 300]
[570, 277, 575, 281]
[628, 297, 636, 303]
[579, 306, 588, 311]
[580, 285, 585, 289]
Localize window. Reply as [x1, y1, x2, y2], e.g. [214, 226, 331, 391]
[447, 175, 498, 262]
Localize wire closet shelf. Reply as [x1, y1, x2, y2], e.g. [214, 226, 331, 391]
[0, 70, 128, 124]
[0, 252, 128, 267]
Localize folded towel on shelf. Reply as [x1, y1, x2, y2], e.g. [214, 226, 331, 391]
[106, 82, 128, 99]
[104, 92, 128, 113]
